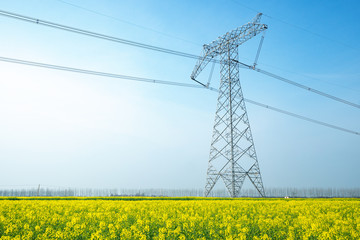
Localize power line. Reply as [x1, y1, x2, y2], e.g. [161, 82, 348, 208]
[61, 0, 355, 92]
[265, 15, 359, 51]
[53, 2, 360, 94]
[208, 87, 359, 136]
[254, 61, 360, 94]
[245, 99, 360, 136]
[55, 0, 200, 46]
[1, 55, 358, 136]
[0, 9, 220, 64]
[56, 0, 359, 92]
[256, 68, 360, 109]
[0, 56, 202, 88]
[224, 3, 360, 93]
[236, 61, 360, 109]
[230, 0, 359, 51]
[1, 9, 357, 110]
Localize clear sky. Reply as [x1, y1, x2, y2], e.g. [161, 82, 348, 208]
[0, 0, 359, 191]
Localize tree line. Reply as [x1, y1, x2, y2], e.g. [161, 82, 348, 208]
[0, 187, 359, 198]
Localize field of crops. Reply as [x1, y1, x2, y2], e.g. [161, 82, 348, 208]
[0, 197, 359, 239]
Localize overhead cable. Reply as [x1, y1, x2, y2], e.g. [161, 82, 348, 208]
[1, 55, 358, 136]
[41, 4, 360, 93]
[0, 9, 220, 64]
[207, 87, 359, 136]
[256, 68, 360, 109]
[0, 9, 357, 109]
[55, 0, 200, 46]
[0, 56, 202, 88]
[236, 61, 360, 109]
[245, 99, 360, 136]
[230, 0, 359, 51]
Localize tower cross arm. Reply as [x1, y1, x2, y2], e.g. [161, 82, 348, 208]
[190, 13, 267, 82]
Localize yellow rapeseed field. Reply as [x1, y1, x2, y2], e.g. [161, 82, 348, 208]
[0, 197, 359, 239]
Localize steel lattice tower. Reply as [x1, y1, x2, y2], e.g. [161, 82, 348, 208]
[191, 14, 267, 198]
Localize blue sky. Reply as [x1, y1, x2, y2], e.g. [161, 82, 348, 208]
[0, 0, 359, 191]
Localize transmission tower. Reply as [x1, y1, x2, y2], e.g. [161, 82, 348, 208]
[191, 14, 267, 198]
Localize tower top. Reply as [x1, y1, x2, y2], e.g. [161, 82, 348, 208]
[190, 13, 267, 82]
